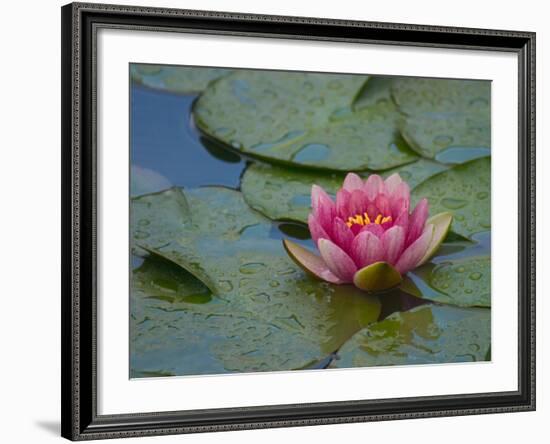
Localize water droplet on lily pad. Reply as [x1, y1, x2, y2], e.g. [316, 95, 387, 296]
[292, 144, 330, 163]
[134, 230, 150, 240]
[469, 272, 482, 281]
[239, 263, 267, 274]
[433, 134, 454, 146]
[441, 197, 468, 209]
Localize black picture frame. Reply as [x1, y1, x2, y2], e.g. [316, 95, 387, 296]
[61, 2, 536, 440]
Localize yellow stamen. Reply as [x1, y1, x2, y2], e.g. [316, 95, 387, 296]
[345, 213, 392, 228]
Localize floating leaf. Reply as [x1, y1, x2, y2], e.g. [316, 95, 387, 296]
[382, 157, 449, 189]
[334, 305, 491, 368]
[133, 255, 213, 304]
[392, 77, 491, 160]
[195, 71, 418, 171]
[400, 112, 490, 160]
[353, 76, 395, 110]
[241, 163, 342, 223]
[400, 230, 490, 307]
[131, 187, 382, 375]
[401, 256, 490, 307]
[430, 256, 490, 306]
[241, 159, 448, 223]
[411, 157, 490, 239]
[130, 64, 232, 94]
[392, 78, 491, 116]
[131, 255, 333, 376]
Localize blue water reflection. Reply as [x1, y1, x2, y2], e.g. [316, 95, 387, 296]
[131, 85, 245, 191]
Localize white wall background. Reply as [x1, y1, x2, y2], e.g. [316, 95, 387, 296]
[0, 0, 545, 442]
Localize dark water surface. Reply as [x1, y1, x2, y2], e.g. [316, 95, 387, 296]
[131, 85, 245, 190]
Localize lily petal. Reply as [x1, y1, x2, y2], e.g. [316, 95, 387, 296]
[283, 240, 343, 284]
[406, 198, 429, 246]
[381, 225, 406, 265]
[308, 213, 330, 246]
[353, 261, 403, 292]
[318, 238, 357, 282]
[391, 182, 410, 216]
[366, 203, 380, 220]
[393, 209, 409, 232]
[349, 189, 369, 217]
[418, 212, 453, 265]
[336, 189, 351, 219]
[392, 180, 410, 200]
[375, 193, 391, 216]
[332, 217, 355, 252]
[351, 231, 384, 268]
[391, 196, 410, 220]
[364, 175, 384, 201]
[384, 173, 404, 196]
[395, 224, 434, 275]
[342, 172, 364, 192]
[311, 184, 335, 229]
[360, 223, 384, 238]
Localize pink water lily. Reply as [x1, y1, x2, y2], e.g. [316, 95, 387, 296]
[283, 173, 452, 292]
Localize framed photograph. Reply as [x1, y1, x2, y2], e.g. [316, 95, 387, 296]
[61, 2, 535, 440]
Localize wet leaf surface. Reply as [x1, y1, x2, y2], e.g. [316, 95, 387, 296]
[353, 76, 395, 110]
[131, 255, 335, 376]
[401, 112, 490, 160]
[334, 304, 490, 368]
[194, 71, 418, 171]
[400, 231, 490, 307]
[131, 187, 382, 375]
[392, 77, 490, 116]
[392, 77, 491, 160]
[411, 157, 490, 239]
[130, 64, 232, 94]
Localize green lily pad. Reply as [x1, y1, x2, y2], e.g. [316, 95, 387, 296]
[241, 163, 342, 223]
[392, 77, 491, 160]
[131, 187, 382, 375]
[383, 157, 449, 189]
[334, 304, 491, 368]
[400, 112, 491, 160]
[401, 256, 490, 307]
[400, 230, 490, 307]
[130, 64, 232, 94]
[431, 256, 490, 306]
[353, 76, 395, 110]
[392, 77, 491, 116]
[194, 71, 418, 171]
[241, 158, 448, 223]
[131, 255, 336, 376]
[411, 157, 490, 239]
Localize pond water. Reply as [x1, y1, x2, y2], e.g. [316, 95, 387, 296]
[130, 82, 491, 376]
